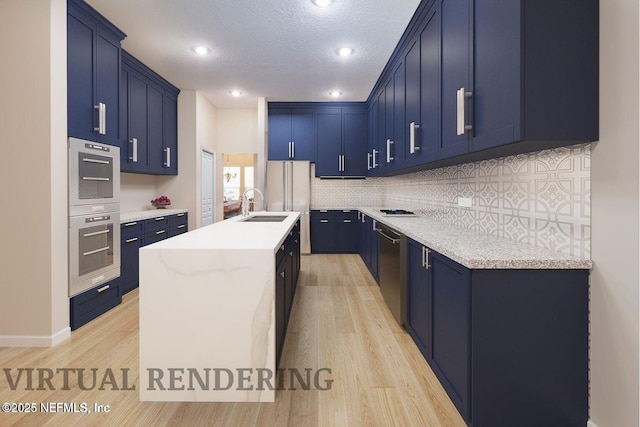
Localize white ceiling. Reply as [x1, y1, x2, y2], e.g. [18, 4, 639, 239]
[85, 0, 422, 108]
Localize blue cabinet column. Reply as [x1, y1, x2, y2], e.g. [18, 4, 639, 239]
[406, 239, 431, 360]
[268, 108, 315, 161]
[67, 0, 125, 146]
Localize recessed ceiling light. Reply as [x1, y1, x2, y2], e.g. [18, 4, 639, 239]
[329, 90, 342, 97]
[229, 90, 243, 97]
[336, 47, 354, 57]
[192, 46, 211, 56]
[312, 0, 333, 7]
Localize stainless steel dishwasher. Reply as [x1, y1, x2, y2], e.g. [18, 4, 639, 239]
[377, 223, 406, 325]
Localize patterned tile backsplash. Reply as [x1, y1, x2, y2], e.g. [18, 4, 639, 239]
[311, 143, 591, 258]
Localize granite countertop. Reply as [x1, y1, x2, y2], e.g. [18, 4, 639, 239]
[141, 211, 300, 252]
[120, 208, 188, 223]
[358, 207, 592, 270]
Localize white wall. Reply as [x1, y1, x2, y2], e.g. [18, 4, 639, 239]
[0, 0, 69, 346]
[120, 173, 159, 212]
[216, 108, 258, 154]
[589, 0, 640, 425]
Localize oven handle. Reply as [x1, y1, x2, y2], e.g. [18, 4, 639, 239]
[83, 246, 110, 256]
[82, 176, 110, 182]
[377, 229, 401, 244]
[83, 229, 110, 238]
[82, 157, 111, 165]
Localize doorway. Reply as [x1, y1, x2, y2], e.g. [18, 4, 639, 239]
[223, 153, 257, 218]
[201, 147, 215, 226]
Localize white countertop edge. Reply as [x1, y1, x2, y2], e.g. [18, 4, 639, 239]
[121, 208, 188, 223]
[358, 207, 592, 270]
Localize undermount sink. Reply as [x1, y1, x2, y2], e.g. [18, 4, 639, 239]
[239, 215, 288, 223]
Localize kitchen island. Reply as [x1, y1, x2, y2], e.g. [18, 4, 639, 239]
[138, 211, 301, 402]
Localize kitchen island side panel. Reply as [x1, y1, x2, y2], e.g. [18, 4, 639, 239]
[139, 247, 276, 402]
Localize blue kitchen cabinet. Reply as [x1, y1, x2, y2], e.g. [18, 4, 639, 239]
[275, 255, 286, 366]
[168, 212, 188, 237]
[335, 210, 359, 253]
[268, 108, 315, 161]
[70, 281, 121, 330]
[118, 220, 143, 295]
[430, 250, 471, 421]
[405, 238, 431, 360]
[315, 106, 368, 177]
[121, 50, 180, 175]
[67, 0, 125, 146]
[357, 213, 379, 283]
[402, 236, 589, 426]
[311, 210, 359, 253]
[315, 109, 342, 176]
[367, 100, 379, 174]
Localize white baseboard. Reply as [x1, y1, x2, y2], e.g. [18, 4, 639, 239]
[0, 327, 71, 347]
[587, 420, 599, 427]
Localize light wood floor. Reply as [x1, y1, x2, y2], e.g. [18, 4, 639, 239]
[0, 254, 465, 427]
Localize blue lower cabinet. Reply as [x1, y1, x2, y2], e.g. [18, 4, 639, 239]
[357, 213, 379, 283]
[168, 212, 188, 237]
[70, 281, 121, 330]
[405, 237, 589, 426]
[429, 251, 471, 421]
[311, 210, 358, 253]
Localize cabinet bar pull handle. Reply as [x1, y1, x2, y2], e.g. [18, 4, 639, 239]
[94, 103, 106, 134]
[386, 139, 394, 162]
[410, 122, 421, 153]
[164, 147, 171, 168]
[319, 210, 328, 213]
[372, 219, 377, 231]
[177, 225, 186, 229]
[456, 88, 473, 136]
[177, 213, 185, 217]
[83, 229, 110, 238]
[155, 217, 165, 221]
[155, 230, 166, 235]
[83, 246, 110, 256]
[343, 219, 352, 223]
[130, 138, 138, 163]
[338, 155, 342, 172]
[320, 219, 329, 223]
[425, 248, 431, 270]
[291, 141, 295, 158]
[97, 285, 110, 293]
[422, 247, 426, 268]
[281, 271, 285, 278]
[372, 149, 379, 168]
[124, 222, 137, 227]
[82, 157, 110, 165]
[125, 237, 138, 243]
[367, 152, 372, 170]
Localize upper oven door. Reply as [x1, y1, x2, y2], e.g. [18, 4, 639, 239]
[69, 137, 120, 214]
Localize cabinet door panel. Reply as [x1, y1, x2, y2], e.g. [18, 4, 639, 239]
[315, 111, 342, 177]
[404, 38, 421, 167]
[291, 109, 315, 161]
[128, 74, 149, 170]
[440, 0, 470, 159]
[430, 251, 470, 421]
[147, 84, 164, 173]
[419, 8, 441, 162]
[268, 109, 292, 160]
[392, 60, 405, 166]
[275, 261, 286, 366]
[67, 14, 96, 140]
[406, 240, 430, 359]
[163, 95, 178, 174]
[343, 110, 368, 177]
[470, 0, 521, 150]
[310, 220, 335, 253]
[95, 31, 121, 145]
[119, 235, 141, 294]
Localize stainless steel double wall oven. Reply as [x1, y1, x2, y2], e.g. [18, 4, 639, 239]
[68, 137, 120, 297]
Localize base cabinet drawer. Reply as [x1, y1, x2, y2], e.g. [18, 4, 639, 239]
[70, 282, 121, 330]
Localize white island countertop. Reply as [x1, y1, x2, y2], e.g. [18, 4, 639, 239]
[139, 211, 300, 403]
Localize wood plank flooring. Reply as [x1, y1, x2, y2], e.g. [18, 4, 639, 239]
[0, 254, 465, 427]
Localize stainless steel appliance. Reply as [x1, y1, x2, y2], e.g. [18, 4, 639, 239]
[377, 223, 406, 325]
[68, 138, 121, 297]
[266, 161, 311, 254]
[380, 209, 417, 216]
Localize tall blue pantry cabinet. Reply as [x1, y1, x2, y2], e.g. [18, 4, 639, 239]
[67, 0, 126, 147]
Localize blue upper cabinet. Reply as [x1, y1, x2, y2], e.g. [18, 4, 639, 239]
[367, 0, 598, 175]
[268, 107, 315, 161]
[315, 105, 368, 177]
[120, 50, 180, 175]
[67, 0, 126, 146]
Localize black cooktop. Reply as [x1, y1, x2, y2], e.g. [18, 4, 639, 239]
[380, 209, 416, 216]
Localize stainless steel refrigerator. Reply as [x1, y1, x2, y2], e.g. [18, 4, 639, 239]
[266, 161, 311, 254]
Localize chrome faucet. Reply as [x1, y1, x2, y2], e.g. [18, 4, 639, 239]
[242, 188, 264, 216]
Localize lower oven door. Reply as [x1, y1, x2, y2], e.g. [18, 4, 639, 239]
[69, 212, 120, 297]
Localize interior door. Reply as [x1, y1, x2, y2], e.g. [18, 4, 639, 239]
[201, 148, 215, 226]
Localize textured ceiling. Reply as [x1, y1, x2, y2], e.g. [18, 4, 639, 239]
[85, 0, 421, 108]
